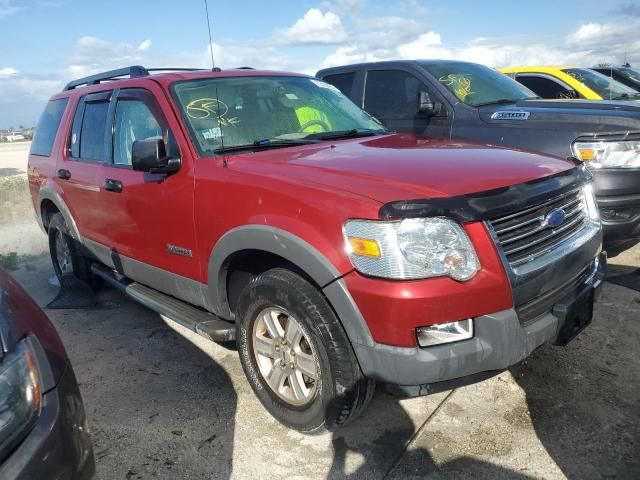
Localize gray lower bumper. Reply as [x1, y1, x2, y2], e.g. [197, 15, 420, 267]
[354, 253, 605, 388]
[354, 308, 558, 387]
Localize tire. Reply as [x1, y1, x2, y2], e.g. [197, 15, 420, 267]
[48, 213, 93, 284]
[236, 268, 375, 433]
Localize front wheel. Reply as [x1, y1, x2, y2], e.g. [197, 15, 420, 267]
[236, 268, 375, 433]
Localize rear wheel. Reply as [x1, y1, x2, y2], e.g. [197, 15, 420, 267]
[236, 268, 375, 433]
[48, 213, 93, 284]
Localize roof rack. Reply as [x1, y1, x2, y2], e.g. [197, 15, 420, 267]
[63, 65, 149, 91]
[62, 66, 205, 91]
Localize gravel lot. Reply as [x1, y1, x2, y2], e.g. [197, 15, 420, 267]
[1, 142, 639, 479]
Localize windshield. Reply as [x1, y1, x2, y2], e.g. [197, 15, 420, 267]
[171, 76, 385, 155]
[617, 68, 640, 89]
[418, 61, 536, 107]
[563, 68, 639, 100]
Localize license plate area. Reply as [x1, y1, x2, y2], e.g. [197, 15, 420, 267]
[552, 286, 595, 346]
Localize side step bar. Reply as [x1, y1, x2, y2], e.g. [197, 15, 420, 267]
[91, 264, 235, 342]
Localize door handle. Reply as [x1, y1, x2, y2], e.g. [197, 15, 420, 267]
[103, 179, 123, 193]
[57, 169, 71, 180]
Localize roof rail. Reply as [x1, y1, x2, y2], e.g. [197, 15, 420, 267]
[234, 66, 255, 70]
[146, 67, 203, 73]
[63, 65, 149, 91]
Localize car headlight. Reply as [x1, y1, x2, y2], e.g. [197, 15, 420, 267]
[0, 338, 42, 462]
[344, 217, 480, 280]
[572, 140, 640, 168]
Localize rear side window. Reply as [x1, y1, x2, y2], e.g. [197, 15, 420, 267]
[322, 72, 356, 98]
[79, 102, 109, 162]
[516, 75, 572, 99]
[30, 98, 68, 156]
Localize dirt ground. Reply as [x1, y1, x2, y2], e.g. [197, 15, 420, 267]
[1, 142, 639, 479]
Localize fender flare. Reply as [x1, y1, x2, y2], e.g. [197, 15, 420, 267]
[38, 185, 82, 241]
[207, 225, 374, 347]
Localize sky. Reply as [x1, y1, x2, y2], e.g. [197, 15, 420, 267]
[1, 0, 640, 128]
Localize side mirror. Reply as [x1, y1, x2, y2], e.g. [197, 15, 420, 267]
[132, 138, 180, 174]
[418, 91, 442, 117]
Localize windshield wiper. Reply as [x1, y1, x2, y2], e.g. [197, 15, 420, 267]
[212, 138, 319, 154]
[303, 128, 389, 141]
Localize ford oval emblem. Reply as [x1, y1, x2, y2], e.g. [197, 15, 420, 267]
[544, 208, 567, 228]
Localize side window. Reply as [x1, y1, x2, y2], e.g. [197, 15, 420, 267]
[70, 100, 110, 162]
[364, 70, 430, 119]
[516, 75, 573, 99]
[113, 100, 162, 166]
[30, 98, 69, 156]
[322, 72, 356, 98]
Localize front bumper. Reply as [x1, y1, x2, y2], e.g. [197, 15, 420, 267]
[0, 363, 95, 480]
[592, 168, 640, 254]
[353, 253, 605, 390]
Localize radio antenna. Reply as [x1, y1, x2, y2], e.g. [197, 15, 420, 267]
[203, 0, 215, 70]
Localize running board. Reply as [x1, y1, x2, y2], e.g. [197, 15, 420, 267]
[91, 264, 235, 342]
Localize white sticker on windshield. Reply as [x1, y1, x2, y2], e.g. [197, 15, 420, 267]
[202, 127, 222, 139]
[285, 93, 299, 100]
[310, 79, 340, 92]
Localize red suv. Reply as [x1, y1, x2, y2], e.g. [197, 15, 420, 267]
[28, 66, 605, 433]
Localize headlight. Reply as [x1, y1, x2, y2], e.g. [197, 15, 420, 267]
[344, 217, 480, 280]
[0, 338, 42, 462]
[572, 140, 640, 168]
[583, 184, 600, 221]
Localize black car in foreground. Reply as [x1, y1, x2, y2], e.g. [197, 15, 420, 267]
[0, 268, 94, 479]
[318, 60, 640, 256]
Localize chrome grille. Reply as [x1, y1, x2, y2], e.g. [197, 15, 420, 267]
[489, 188, 588, 267]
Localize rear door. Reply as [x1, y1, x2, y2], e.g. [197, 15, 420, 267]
[58, 91, 111, 246]
[362, 68, 452, 137]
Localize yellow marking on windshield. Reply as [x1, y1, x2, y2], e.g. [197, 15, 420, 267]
[186, 98, 240, 127]
[438, 74, 473, 102]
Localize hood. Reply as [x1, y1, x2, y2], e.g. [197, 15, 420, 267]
[479, 99, 640, 131]
[230, 134, 575, 204]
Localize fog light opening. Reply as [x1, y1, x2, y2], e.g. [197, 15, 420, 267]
[416, 319, 474, 347]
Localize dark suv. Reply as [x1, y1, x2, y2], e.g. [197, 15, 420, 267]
[28, 65, 604, 432]
[318, 60, 640, 255]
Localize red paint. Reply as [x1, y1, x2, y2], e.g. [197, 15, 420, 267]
[343, 222, 512, 346]
[28, 70, 574, 348]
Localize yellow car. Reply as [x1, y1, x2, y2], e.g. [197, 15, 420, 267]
[500, 66, 640, 101]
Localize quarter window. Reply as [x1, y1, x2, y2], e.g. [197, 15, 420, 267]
[113, 100, 162, 166]
[322, 72, 356, 98]
[30, 98, 68, 156]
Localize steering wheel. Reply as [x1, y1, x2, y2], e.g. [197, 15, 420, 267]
[298, 120, 331, 133]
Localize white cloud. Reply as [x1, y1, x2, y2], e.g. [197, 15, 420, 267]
[321, 19, 640, 70]
[0, 67, 19, 77]
[137, 38, 152, 51]
[275, 8, 347, 45]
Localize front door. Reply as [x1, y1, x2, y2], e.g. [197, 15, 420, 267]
[363, 69, 452, 138]
[95, 86, 202, 304]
